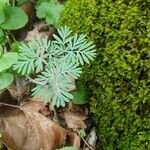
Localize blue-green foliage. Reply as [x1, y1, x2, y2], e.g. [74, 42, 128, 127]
[14, 26, 96, 107]
[60, 0, 150, 149]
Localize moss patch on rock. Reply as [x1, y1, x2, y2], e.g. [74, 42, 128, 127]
[60, 0, 150, 149]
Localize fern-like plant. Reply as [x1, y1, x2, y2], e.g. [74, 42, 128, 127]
[14, 26, 96, 107]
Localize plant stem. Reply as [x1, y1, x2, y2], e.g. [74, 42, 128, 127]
[81, 137, 94, 150]
[0, 102, 20, 108]
[9, 32, 16, 42]
[6, 35, 12, 49]
[12, 0, 16, 7]
[26, 76, 46, 87]
[77, 129, 94, 150]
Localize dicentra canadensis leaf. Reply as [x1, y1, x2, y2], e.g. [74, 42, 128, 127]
[14, 26, 96, 107]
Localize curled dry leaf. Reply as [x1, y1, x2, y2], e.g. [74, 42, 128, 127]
[25, 21, 55, 41]
[68, 102, 89, 116]
[0, 90, 18, 106]
[21, 101, 50, 116]
[0, 105, 67, 150]
[66, 132, 80, 149]
[8, 77, 28, 101]
[64, 111, 87, 129]
[7, 83, 18, 100]
[15, 77, 28, 101]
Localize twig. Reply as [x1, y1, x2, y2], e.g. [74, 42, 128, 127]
[26, 76, 46, 87]
[81, 137, 94, 150]
[6, 35, 12, 49]
[0, 102, 20, 108]
[77, 129, 94, 150]
[49, 104, 59, 123]
[12, 0, 16, 7]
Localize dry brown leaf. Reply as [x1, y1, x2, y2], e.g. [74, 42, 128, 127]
[7, 84, 18, 100]
[25, 21, 55, 41]
[0, 90, 18, 106]
[8, 77, 28, 101]
[0, 107, 28, 150]
[0, 105, 67, 150]
[0, 89, 5, 95]
[66, 132, 80, 149]
[21, 101, 50, 116]
[15, 77, 28, 101]
[64, 111, 87, 129]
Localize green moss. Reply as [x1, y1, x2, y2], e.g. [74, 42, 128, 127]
[60, 0, 150, 149]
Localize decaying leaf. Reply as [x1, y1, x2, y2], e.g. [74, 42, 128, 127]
[64, 111, 87, 129]
[21, 100, 50, 116]
[0, 102, 82, 150]
[68, 102, 89, 116]
[25, 21, 55, 41]
[7, 83, 18, 100]
[8, 77, 28, 101]
[15, 76, 28, 101]
[0, 104, 67, 150]
[0, 90, 18, 106]
[66, 132, 80, 149]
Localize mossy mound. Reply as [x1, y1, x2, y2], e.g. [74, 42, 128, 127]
[60, 0, 150, 149]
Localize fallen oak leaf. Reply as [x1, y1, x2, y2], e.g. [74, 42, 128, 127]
[0, 107, 28, 150]
[20, 108, 67, 150]
[64, 111, 87, 129]
[0, 105, 67, 150]
[21, 102, 81, 149]
[66, 132, 80, 149]
[21, 100, 50, 116]
[25, 21, 55, 41]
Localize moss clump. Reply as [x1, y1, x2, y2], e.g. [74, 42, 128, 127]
[60, 0, 150, 149]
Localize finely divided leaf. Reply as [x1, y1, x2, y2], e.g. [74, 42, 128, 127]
[54, 26, 72, 44]
[15, 26, 96, 107]
[14, 38, 50, 75]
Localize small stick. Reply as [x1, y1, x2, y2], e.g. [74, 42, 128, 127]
[26, 76, 46, 87]
[77, 129, 94, 150]
[81, 137, 94, 150]
[0, 102, 20, 108]
[12, 0, 16, 7]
